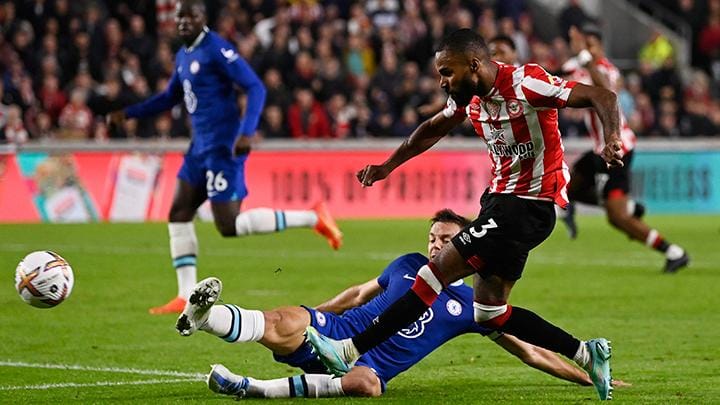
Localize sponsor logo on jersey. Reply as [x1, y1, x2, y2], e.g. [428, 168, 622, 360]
[221, 47, 239, 62]
[315, 311, 327, 327]
[484, 100, 501, 120]
[446, 299, 462, 316]
[488, 140, 535, 159]
[190, 60, 200, 74]
[398, 309, 433, 339]
[459, 232, 471, 245]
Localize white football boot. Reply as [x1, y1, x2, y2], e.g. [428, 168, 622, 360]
[176, 277, 222, 336]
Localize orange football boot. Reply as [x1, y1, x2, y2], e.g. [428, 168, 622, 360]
[313, 202, 343, 250]
[149, 296, 187, 315]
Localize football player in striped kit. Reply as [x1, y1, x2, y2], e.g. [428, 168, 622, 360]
[560, 24, 689, 273]
[307, 28, 624, 400]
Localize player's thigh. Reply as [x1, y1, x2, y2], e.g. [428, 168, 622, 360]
[602, 151, 633, 199]
[341, 366, 382, 397]
[431, 241, 476, 286]
[170, 153, 208, 221]
[451, 191, 554, 281]
[169, 178, 207, 222]
[260, 306, 311, 354]
[204, 149, 249, 203]
[205, 150, 248, 234]
[473, 273, 515, 304]
[210, 200, 241, 235]
[568, 150, 599, 203]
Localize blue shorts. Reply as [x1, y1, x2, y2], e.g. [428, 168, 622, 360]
[302, 306, 388, 392]
[177, 148, 248, 202]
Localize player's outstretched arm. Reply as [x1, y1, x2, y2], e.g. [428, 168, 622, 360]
[566, 83, 623, 168]
[314, 279, 383, 314]
[123, 71, 183, 119]
[493, 334, 593, 386]
[357, 111, 465, 187]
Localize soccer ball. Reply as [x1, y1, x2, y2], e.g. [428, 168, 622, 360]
[15, 251, 74, 308]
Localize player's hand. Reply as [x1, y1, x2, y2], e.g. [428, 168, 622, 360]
[568, 26, 587, 55]
[611, 379, 632, 388]
[233, 135, 252, 156]
[601, 138, 624, 168]
[356, 164, 390, 187]
[107, 110, 125, 129]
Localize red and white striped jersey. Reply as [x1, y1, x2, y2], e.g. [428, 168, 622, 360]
[442, 62, 576, 207]
[564, 57, 636, 155]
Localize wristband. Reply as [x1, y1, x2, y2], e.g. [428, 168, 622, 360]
[577, 49, 593, 67]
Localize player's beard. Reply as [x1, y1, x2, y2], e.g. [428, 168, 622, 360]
[449, 74, 479, 106]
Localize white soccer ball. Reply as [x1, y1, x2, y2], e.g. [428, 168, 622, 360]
[15, 251, 74, 308]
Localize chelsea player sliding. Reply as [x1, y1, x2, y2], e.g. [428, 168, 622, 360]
[108, 0, 342, 314]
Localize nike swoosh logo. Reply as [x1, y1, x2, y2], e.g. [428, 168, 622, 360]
[403, 274, 416, 281]
[220, 48, 238, 62]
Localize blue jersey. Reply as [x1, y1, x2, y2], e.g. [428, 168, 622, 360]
[125, 28, 266, 155]
[304, 253, 489, 385]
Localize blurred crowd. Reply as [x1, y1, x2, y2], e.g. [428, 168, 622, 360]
[0, 0, 719, 144]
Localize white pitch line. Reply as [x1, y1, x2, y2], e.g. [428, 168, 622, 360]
[0, 378, 202, 391]
[0, 360, 206, 379]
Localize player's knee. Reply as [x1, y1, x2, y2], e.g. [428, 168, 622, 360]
[215, 220, 236, 237]
[169, 205, 193, 222]
[474, 302, 512, 329]
[342, 372, 382, 397]
[605, 208, 629, 229]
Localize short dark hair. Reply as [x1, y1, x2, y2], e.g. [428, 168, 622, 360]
[581, 23, 602, 41]
[489, 35, 516, 51]
[431, 209, 471, 228]
[436, 28, 488, 57]
[179, 0, 206, 12]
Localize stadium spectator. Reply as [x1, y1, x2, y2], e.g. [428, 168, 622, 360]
[259, 104, 288, 139]
[58, 88, 92, 139]
[639, 30, 675, 70]
[287, 87, 332, 139]
[2, 104, 29, 144]
[0, 0, 717, 142]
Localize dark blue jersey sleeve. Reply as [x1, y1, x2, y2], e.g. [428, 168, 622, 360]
[125, 70, 182, 118]
[213, 44, 266, 137]
[377, 253, 428, 289]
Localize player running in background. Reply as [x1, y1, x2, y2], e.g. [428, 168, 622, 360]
[560, 25, 689, 273]
[489, 35, 520, 67]
[176, 209, 621, 399]
[107, 0, 342, 315]
[306, 29, 623, 400]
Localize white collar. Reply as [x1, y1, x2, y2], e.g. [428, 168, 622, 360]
[185, 26, 209, 53]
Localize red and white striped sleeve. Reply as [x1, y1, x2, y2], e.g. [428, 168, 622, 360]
[520, 64, 578, 109]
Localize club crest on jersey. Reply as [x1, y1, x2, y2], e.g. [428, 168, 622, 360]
[506, 98, 524, 118]
[446, 299, 462, 316]
[398, 309, 434, 339]
[190, 60, 200, 74]
[484, 100, 501, 120]
[315, 311, 327, 327]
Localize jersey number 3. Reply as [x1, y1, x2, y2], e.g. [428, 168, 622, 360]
[469, 218, 498, 238]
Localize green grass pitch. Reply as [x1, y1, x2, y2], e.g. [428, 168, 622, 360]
[1, 215, 719, 403]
